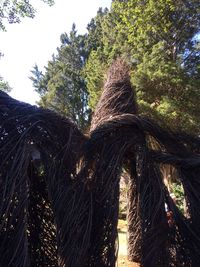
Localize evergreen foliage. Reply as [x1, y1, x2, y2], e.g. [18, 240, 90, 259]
[85, 0, 200, 134]
[0, 76, 12, 92]
[31, 1, 200, 134]
[30, 24, 90, 129]
[30, 9, 108, 129]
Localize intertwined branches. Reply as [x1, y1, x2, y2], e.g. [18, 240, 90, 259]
[0, 60, 200, 266]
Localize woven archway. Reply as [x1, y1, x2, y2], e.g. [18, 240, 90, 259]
[0, 60, 200, 267]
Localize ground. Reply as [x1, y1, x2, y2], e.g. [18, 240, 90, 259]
[117, 219, 140, 267]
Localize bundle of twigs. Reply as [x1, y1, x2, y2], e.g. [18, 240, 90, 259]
[89, 59, 142, 264]
[0, 59, 200, 267]
[0, 91, 87, 266]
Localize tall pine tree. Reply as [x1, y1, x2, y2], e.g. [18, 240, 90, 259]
[85, 0, 200, 134]
[30, 24, 90, 129]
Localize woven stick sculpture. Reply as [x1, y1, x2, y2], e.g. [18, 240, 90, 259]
[0, 60, 200, 267]
[90, 59, 142, 263]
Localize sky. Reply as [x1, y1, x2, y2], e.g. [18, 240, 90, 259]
[0, 0, 111, 104]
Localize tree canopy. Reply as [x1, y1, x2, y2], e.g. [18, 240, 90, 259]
[0, 76, 12, 92]
[0, 0, 54, 93]
[30, 24, 90, 129]
[31, 1, 200, 134]
[0, 0, 54, 31]
[84, 0, 200, 134]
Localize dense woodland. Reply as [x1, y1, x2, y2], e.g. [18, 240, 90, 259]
[28, 0, 200, 134]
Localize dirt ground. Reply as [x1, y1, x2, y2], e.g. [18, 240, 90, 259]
[117, 220, 140, 267]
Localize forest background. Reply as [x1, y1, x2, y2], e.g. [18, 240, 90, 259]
[1, 0, 200, 134]
[26, 0, 200, 134]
